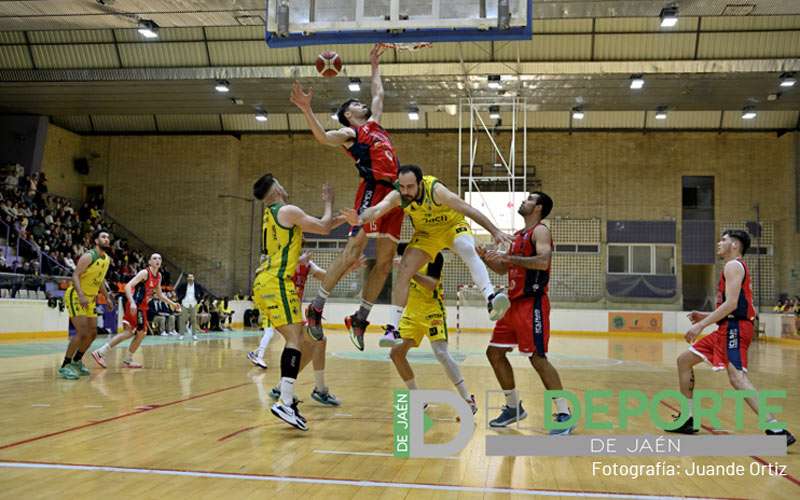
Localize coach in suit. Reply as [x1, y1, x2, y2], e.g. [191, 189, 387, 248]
[175, 274, 207, 336]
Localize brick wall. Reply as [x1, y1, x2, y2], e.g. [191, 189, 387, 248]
[42, 126, 799, 300]
[40, 124, 82, 200]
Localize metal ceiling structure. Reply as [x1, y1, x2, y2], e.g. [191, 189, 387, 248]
[0, 1, 798, 132]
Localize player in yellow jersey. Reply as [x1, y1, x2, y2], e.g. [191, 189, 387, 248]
[389, 244, 477, 414]
[346, 164, 513, 347]
[252, 173, 336, 431]
[59, 229, 114, 380]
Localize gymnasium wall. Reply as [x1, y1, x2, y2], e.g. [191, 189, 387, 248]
[40, 125, 800, 300]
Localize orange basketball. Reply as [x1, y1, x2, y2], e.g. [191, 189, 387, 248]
[316, 50, 343, 78]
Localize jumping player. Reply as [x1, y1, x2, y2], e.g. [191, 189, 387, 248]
[252, 173, 335, 431]
[346, 164, 513, 347]
[290, 43, 403, 351]
[248, 251, 364, 406]
[91, 253, 179, 369]
[667, 230, 795, 445]
[479, 192, 573, 432]
[59, 229, 113, 380]
[389, 244, 477, 414]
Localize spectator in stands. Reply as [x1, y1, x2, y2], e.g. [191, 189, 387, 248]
[175, 273, 206, 340]
[218, 297, 233, 330]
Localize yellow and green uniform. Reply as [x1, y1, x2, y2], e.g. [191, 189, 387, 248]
[252, 203, 303, 328]
[399, 255, 448, 347]
[65, 248, 111, 318]
[400, 175, 472, 259]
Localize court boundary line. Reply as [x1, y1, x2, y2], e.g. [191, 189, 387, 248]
[0, 459, 740, 500]
[0, 382, 250, 451]
[659, 400, 800, 487]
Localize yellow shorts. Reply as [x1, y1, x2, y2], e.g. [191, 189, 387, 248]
[65, 286, 97, 318]
[408, 221, 472, 260]
[252, 273, 302, 328]
[399, 301, 448, 347]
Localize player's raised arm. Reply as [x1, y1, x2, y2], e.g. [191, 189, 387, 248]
[369, 44, 386, 122]
[290, 81, 356, 146]
[431, 182, 514, 246]
[278, 183, 335, 235]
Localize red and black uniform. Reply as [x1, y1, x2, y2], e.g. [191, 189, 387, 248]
[123, 268, 161, 332]
[293, 262, 311, 300]
[343, 120, 403, 241]
[490, 223, 552, 356]
[690, 258, 755, 371]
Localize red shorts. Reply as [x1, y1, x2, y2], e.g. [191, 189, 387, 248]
[123, 304, 148, 332]
[350, 179, 403, 241]
[690, 319, 753, 371]
[490, 295, 550, 357]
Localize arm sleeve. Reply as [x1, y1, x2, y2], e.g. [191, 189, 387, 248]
[426, 253, 444, 279]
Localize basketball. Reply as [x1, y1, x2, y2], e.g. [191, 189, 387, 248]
[315, 51, 342, 78]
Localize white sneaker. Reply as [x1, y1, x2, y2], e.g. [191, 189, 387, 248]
[488, 291, 511, 321]
[178, 335, 184, 340]
[270, 401, 308, 431]
[192, 335, 199, 341]
[160, 332, 168, 336]
[169, 331, 179, 336]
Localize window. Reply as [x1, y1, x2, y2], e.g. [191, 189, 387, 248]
[608, 244, 676, 275]
[608, 246, 628, 273]
[555, 244, 600, 254]
[464, 191, 529, 234]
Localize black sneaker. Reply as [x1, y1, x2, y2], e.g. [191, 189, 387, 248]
[766, 428, 796, 446]
[305, 304, 324, 340]
[271, 401, 307, 430]
[665, 414, 699, 434]
[345, 314, 369, 351]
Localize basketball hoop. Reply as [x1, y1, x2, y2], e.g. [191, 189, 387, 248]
[378, 42, 433, 52]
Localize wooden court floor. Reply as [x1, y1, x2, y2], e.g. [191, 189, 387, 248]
[0, 328, 798, 499]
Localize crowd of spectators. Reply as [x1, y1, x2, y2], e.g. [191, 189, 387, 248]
[0, 164, 156, 296]
[774, 296, 800, 315]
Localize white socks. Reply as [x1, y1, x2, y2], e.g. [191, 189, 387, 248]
[280, 376, 296, 406]
[388, 306, 404, 329]
[554, 397, 570, 415]
[404, 378, 418, 390]
[454, 380, 470, 401]
[687, 398, 693, 417]
[451, 234, 494, 300]
[257, 327, 275, 358]
[504, 389, 519, 408]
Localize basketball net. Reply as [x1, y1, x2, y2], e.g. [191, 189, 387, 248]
[378, 42, 432, 52]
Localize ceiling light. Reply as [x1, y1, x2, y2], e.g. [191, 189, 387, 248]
[348, 78, 361, 92]
[655, 106, 668, 120]
[779, 72, 797, 87]
[408, 106, 420, 121]
[489, 105, 501, 120]
[659, 6, 678, 28]
[487, 75, 502, 89]
[741, 107, 757, 120]
[629, 75, 645, 90]
[571, 107, 584, 120]
[215, 80, 230, 93]
[255, 109, 268, 122]
[137, 19, 159, 39]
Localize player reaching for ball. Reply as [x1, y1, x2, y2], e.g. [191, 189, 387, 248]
[291, 43, 403, 351]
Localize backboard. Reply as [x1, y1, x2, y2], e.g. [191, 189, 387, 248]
[265, 0, 533, 47]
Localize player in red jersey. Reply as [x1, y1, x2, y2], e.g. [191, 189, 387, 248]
[291, 43, 402, 351]
[668, 230, 795, 445]
[478, 192, 573, 433]
[248, 251, 365, 406]
[92, 253, 180, 369]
